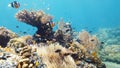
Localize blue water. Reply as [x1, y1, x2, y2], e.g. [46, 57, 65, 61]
[0, 0, 120, 35]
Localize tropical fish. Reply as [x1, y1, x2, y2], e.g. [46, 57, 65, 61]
[46, 22, 55, 28]
[51, 22, 55, 28]
[35, 61, 39, 67]
[8, 1, 20, 9]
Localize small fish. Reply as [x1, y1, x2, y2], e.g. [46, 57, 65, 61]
[101, 42, 104, 44]
[47, 22, 55, 28]
[35, 61, 39, 67]
[51, 22, 55, 28]
[91, 51, 97, 58]
[16, 25, 19, 28]
[8, 1, 20, 9]
[55, 49, 61, 53]
[23, 31, 27, 34]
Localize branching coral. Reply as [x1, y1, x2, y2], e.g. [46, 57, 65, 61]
[16, 9, 54, 43]
[0, 27, 18, 47]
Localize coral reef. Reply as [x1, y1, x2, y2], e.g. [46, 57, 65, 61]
[0, 9, 106, 68]
[0, 27, 18, 47]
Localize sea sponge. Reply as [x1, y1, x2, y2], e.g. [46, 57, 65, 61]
[0, 27, 18, 47]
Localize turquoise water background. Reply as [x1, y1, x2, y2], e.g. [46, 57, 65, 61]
[0, 0, 120, 35]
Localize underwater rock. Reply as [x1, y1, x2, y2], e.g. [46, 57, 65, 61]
[16, 9, 54, 43]
[0, 27, 18, 47]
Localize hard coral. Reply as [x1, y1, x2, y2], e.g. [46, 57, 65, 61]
[0, 27, 18, 47]
[7, 35, 34, 53]
[16, 9, 54, 43]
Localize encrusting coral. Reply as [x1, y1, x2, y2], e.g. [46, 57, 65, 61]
[0, 27, 18, 47]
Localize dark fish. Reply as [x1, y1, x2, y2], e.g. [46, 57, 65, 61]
[16, 26, 19, 28]
[89, 31, 93, 33]
[23, 31, 27, 34]
[55, 49, 61, 53]
[101, 42, 104, 44]
[8, 1, 20, 9]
